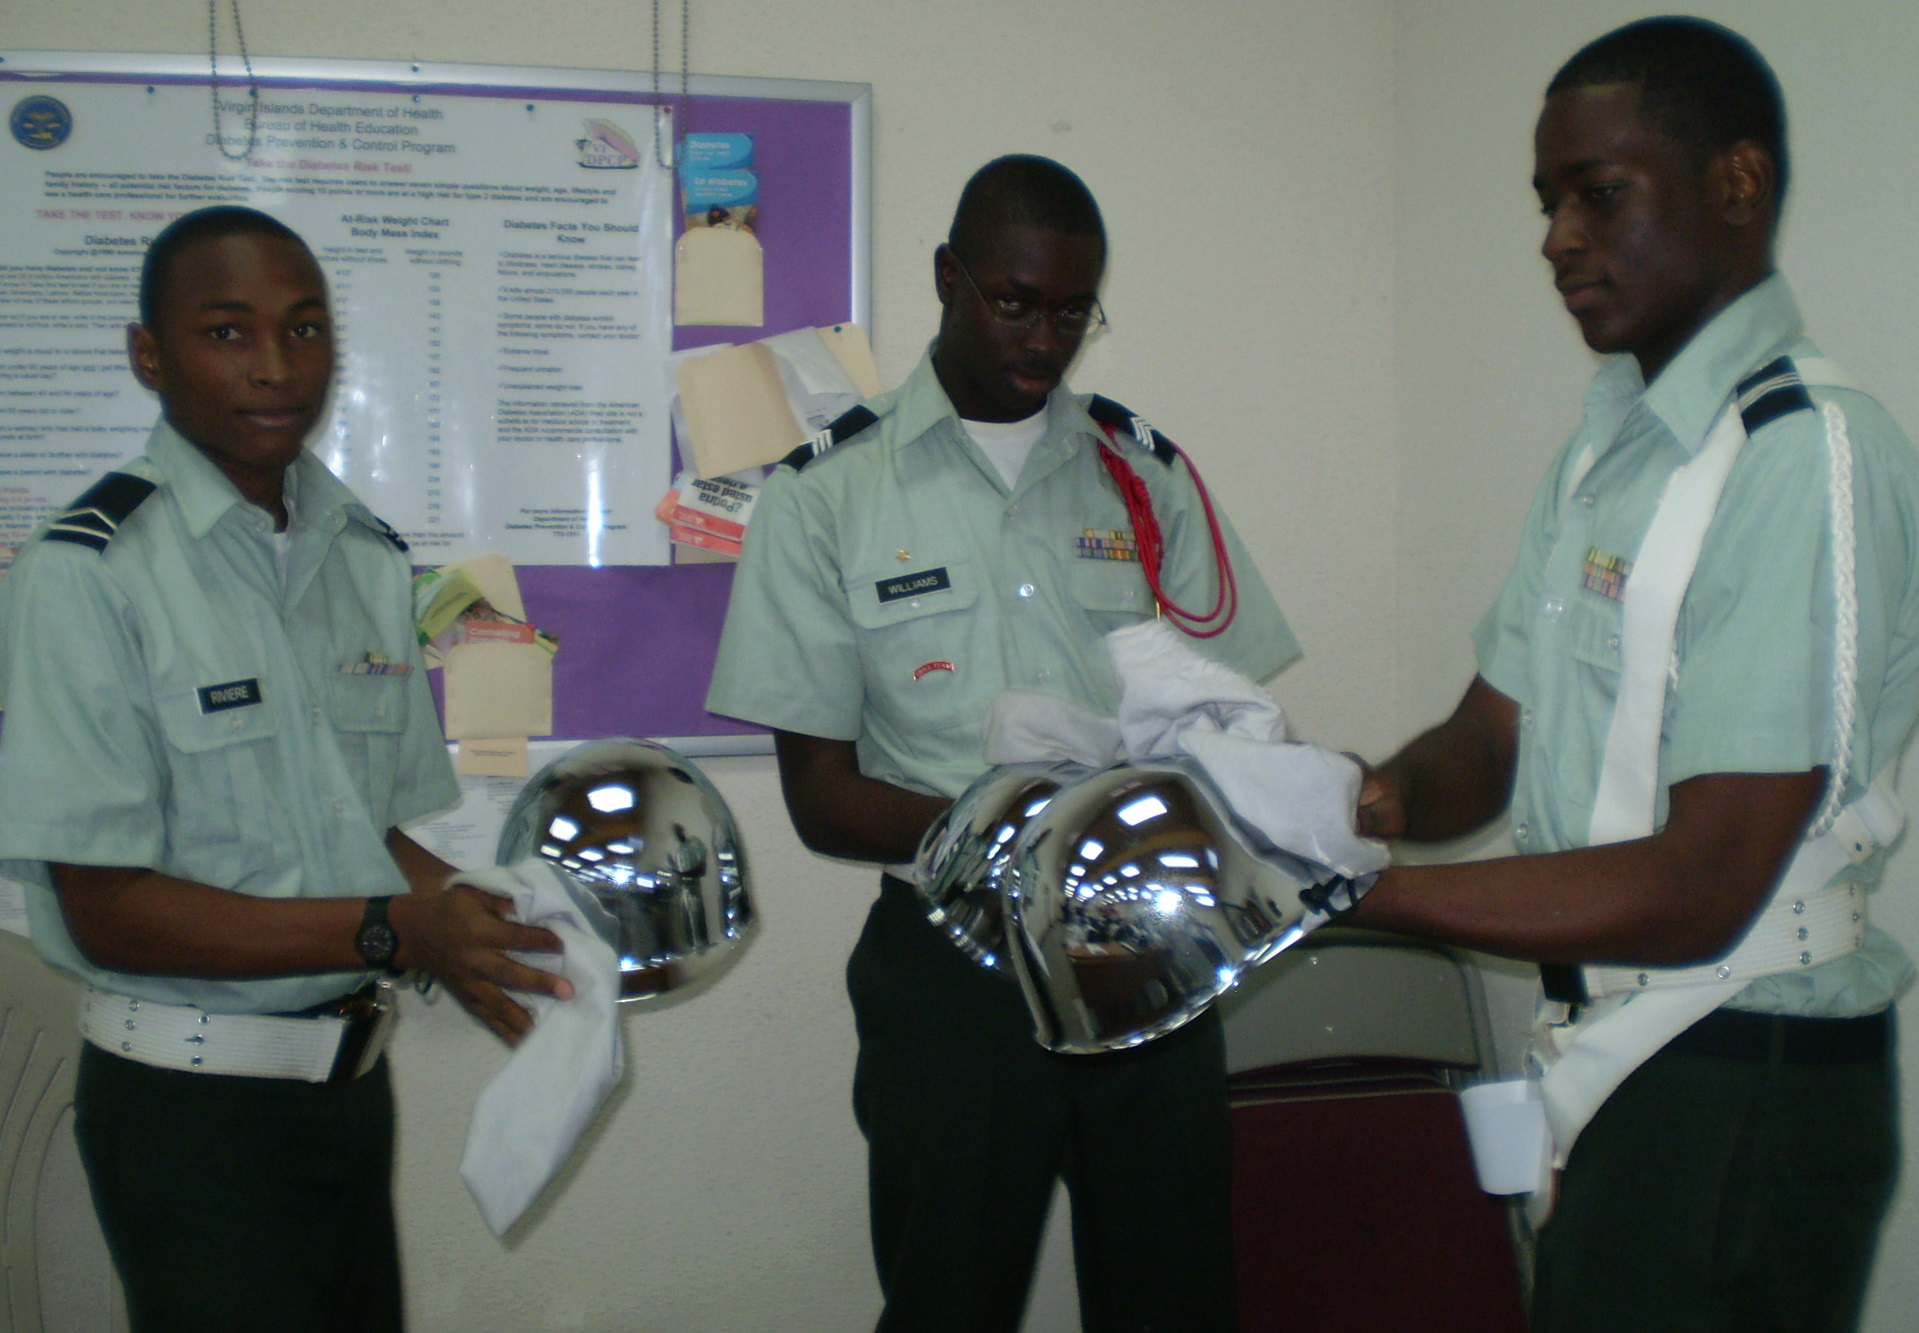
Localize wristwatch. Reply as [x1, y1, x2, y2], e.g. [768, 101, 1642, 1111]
[355, 896, 403, 975]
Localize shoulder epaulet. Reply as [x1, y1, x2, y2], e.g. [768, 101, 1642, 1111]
[1085, 396, 1178, 466]
[351, 508, 409, 553]
[1735, 356, 1815, 437]
[780, 405, 881, 471]
[43, 471, 158, 553]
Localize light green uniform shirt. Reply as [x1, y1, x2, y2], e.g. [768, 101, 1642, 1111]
[707, 349, 1300, 799]
[0, 421, 459, 1013]
[1475, 275, 1919, 1016]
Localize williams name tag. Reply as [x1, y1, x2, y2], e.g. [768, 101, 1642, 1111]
[197, 678, 263, 713]
[876, 567, 952, 603]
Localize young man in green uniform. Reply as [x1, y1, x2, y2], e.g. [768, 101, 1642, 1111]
[0, 207, 572, 1331]
[1349, 20, 1918, 1331]
[708, 157, 1298, 1330]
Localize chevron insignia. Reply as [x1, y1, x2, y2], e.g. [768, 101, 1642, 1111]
[43, 472, 158, 552]
[1735, 356, 1815, 437]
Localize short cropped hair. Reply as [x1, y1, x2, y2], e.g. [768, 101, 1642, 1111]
[139, 206, 310, 327]
[1548, 17, 1789, 199]
[947, 156, 1105, 264]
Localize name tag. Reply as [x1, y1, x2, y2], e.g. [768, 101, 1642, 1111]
[197, 678, 263, 713]
[876, 567, 951, 604]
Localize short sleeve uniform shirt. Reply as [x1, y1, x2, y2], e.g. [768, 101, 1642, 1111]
[707, 350, 1300, 799]
[0, 421, 459, 1014]
[1474, 276, 1919, 1016]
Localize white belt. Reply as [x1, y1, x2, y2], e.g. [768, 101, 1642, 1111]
[81, 985, 395, 1083]
[1584, 880, 1864, 997]
[1580, 774, 1895, 999]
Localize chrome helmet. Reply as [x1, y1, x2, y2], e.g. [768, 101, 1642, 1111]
[497, 738, 754, 1000]
[1000, 759, 1322, 1053]
[912, 763, 1084, 970]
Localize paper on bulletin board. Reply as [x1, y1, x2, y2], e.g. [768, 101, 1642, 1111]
[818, 323, 882, 397]
[451, 553, 527, 621]
[421, 553, 530, 669]
[455, 736, 531, 778]
[0, 72, 676, 571]
[445, 642, 554, 740]
[674, 226, 765, 326]
[671, 326, 872, 477]
[674, 343, 801, 476]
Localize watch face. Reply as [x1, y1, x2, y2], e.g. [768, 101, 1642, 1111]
[357, 922, 398, 969]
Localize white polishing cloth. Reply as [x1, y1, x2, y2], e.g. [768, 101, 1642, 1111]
[1178, 731, 1389, 879]
[980, 620, 1388, 880]
[458, 860, 624, 1236]
[982, 689, 1123, 768]
[1108, 620, 1287, 754]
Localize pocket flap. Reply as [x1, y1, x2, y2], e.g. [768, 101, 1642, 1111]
[327, 672, 409, 734]
[1072, 561, 1152, 615]
[846, 558, 978, 629]
[157, 687, 278, 753]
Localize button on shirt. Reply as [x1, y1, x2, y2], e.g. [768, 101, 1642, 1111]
[1474, 276, 1919, 1015]
[0, 421, 459, 1014]
[706, 349, 1300, 799]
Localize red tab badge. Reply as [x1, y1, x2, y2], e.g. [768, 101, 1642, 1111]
[912, 660, 956, 682]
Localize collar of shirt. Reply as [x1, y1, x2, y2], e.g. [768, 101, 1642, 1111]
[144, 419, 383, 544]
[885, 346, 1106, 490]
[1635, 271, 1805, 455]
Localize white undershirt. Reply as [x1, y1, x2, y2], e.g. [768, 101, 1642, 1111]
[962, 408, 1049, 491]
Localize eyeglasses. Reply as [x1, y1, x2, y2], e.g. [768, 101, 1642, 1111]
[949, 252, 1108, 338]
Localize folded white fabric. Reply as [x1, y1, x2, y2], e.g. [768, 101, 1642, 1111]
[983, 689, 1123, 768]
[458, 860, 624, 1236]
[981, 620, 1388, 881]
[1109, 619, 1287, 754]
[1179, 731, 1389, 879]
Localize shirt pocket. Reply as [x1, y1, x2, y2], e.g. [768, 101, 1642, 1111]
[845, 557, 980, 734]
[1560, 594, 1628, 794]
[154, 687, 279, 861]
[1071, 560, 1153, 634]
[326, 672, 410, 824]
[1568, 594, 1625, 675]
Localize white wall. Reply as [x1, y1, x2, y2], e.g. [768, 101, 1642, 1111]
[5, 3, 1399, 1329]
[9, 2, 1919, 1329]
[1393, 6, 1919, 1331]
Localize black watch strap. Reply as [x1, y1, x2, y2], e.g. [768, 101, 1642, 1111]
[355, 895, 403, 976]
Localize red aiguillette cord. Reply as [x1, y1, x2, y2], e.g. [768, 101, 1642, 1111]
[1096, 424, 1238, 638]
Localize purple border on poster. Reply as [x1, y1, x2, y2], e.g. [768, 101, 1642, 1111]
[512, 95, 855, 741]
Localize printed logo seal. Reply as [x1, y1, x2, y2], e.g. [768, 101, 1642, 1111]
[575, 118, 640, 170]
[10, 95, 73, 151]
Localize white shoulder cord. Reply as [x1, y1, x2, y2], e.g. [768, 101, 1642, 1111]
[1812, 399, 1859, 836]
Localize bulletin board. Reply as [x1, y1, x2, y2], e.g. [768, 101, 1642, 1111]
[0, 51, 871, 754]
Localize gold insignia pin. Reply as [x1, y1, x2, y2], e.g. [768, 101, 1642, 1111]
[896, 549, 911, 562]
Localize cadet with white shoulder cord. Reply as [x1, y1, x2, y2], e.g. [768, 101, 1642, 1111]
[1345, 19, 1919, 1332]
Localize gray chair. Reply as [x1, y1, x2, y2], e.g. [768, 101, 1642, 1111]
[0, 928, 123, 1333]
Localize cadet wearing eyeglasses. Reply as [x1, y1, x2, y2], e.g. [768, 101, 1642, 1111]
[708, 156, 1297, 1332]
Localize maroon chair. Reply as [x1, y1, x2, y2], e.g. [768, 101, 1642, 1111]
[1220, 932, 1529, 1333]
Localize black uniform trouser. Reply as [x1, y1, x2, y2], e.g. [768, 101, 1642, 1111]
[1532, 1008, 1898, 1333]
[849, 876, 1236, 1333]
[73, 1043, 403, 1333]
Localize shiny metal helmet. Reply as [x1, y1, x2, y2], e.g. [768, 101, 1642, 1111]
[912, 763, 1085, 970]
[496, 738, 754, 1001]
[1000, 758, 1322, 1054]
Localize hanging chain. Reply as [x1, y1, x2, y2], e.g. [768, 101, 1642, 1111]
[208, 0, 260, 162]
[651, 0, 689, 169]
